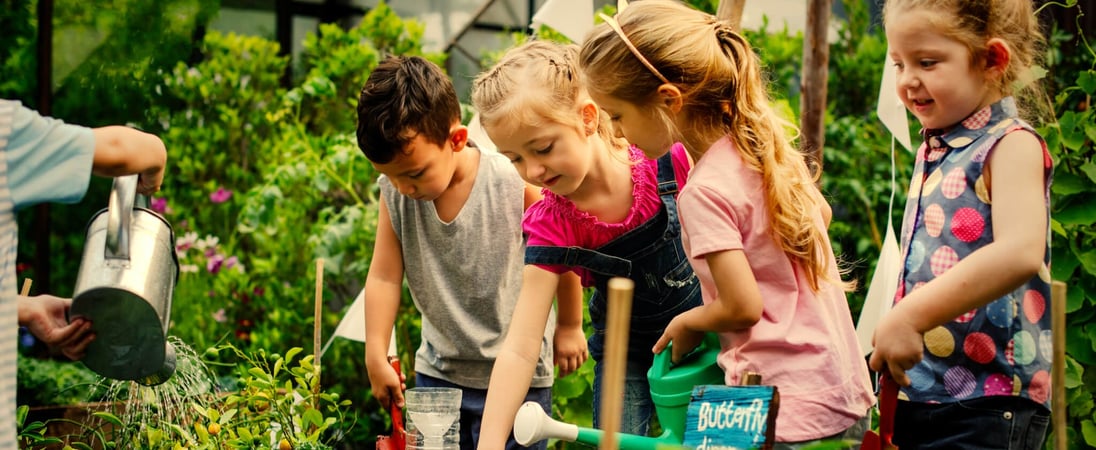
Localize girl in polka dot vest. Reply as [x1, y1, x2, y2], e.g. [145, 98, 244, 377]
[869, 0, 1055, 448]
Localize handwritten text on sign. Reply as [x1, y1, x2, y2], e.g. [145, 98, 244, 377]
[682, 385, 776, 450]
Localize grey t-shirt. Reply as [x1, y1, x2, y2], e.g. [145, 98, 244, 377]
[379, 148, 554, 389]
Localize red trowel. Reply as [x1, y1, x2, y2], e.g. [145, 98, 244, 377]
[376, 329, 405, 450]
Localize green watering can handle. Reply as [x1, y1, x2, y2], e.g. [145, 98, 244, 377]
[649, 332, 722, 380]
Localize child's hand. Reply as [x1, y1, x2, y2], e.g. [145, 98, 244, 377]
[652, 314, 703, 364]
[553, 324, 588, 376]
[366, 356, 406, 409]
[868, 311, 924, 387]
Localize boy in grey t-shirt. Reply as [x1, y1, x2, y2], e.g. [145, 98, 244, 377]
[356, 56, 583, 450]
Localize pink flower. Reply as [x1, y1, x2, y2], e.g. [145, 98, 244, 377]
[150, 197, 171, 214]
[207, 253, 225, 274]
[210, 187, 233, 204]
[212, 308, 227, 323]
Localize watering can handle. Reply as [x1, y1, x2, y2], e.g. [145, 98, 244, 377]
[105, 175, 138, 260]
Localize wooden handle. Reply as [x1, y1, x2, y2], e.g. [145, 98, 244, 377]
[313, 258, 324, 409]
[19, 279, 31, 296]
[599, 277, 634, 450]
[1052, 281, 1066, 450]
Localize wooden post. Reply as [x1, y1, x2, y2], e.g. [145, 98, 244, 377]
[800, 0, 831, 177]
[599, 278, 634, 450]
[715, 0, 746, 30]
[1052, 281, 1066, 450]
[313, 258, 324, 411]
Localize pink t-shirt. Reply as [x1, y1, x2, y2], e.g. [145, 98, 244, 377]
[677, 136, 874, 442]
[523, 144, 689, 286]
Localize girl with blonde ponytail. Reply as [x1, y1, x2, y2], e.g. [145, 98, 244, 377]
[579, 1, 873, 446]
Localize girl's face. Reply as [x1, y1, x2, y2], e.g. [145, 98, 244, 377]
[489, 114, 595, 198]
[589, 91, 675, 160]
[886, 9, 997, 130]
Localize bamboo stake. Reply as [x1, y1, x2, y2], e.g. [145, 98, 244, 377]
[313, 258, 324, 410]
[599, 277, 633, 450]
[1052, 281, 1066, 450]
[20, 279, 32, 297]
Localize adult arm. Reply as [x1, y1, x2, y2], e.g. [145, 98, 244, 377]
[91, 126, 167, 196]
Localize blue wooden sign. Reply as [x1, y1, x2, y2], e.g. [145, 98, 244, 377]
[682, 385, 778, 450]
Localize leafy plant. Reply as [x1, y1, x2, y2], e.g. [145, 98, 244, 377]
[1038, 14, 1096, 447]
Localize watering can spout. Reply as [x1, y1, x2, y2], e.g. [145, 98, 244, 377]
[71, 175, 179, 385]
[513, 402, 685, 450]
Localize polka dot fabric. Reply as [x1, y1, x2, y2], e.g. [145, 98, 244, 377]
[895, 97, 1054, 408]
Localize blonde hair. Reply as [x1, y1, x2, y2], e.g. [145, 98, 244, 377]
[883, 0, 1048, 120]
[579, 0, 841, 292]
[471, 40, 622, 150]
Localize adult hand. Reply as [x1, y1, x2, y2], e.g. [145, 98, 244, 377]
[17, 295, 95, 360]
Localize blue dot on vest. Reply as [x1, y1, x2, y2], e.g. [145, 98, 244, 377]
[986, 296, 1015, 328]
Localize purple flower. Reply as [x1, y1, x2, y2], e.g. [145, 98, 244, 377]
[150, 197, 170, 214]
[19, 330, 35, 348]
[210, 187, 233, 204]
[207, 253, 225, 274]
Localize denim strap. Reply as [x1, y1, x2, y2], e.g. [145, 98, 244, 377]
[524, 245, 631, 278]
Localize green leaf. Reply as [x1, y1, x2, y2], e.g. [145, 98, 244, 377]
[303, 408, 324, 428]
[1081, 162, 1096, 184]
[1083, 420, 1096, 446]
[1052, 248, 1079, 281]
[1068, 324, 1096, 365]
[285, 347, 303, 363]
[1066, 355, 1084, 388]
[1080, 249, 1096, 276]
[91, 412, 123, 428]
[1052, 172, 1092, 196]
[1078, 70, 1096, 95]
[1055, 200, 1096, 226]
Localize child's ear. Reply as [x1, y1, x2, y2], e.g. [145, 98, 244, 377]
[658, 83, 684, 113]
[580, 100, 599, 136]
[449, 125, 469, 152]
[985, 38, 1011, 77]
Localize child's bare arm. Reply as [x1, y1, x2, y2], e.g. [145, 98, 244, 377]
[653, 249, 762, 362]
[364, 200, 408, 408]
[869, 130, 1048, 385]
[479, 266, 560, 450]
[553, 271, 587, 376]
[91, 126, 166, 195]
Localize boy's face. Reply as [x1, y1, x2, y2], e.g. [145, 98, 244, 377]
[373, 129, 464, 202]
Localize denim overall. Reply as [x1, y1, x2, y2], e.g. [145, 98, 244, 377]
[525, 153, 702, 435]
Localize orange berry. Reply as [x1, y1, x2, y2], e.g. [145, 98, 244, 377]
[278, 439, 292, 450]
[207, 423, 221, 435]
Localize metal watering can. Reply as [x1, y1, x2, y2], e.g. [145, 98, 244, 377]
[514, 333, 725, 450]
[70, 174, 179, 386]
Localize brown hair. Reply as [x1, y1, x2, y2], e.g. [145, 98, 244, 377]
[356, 55, 461, 164]
[580, 0, 843, 292]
